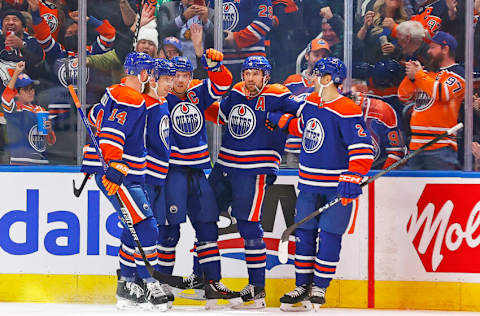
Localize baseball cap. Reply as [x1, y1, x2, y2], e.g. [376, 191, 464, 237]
[306, 38, 331, 53]
[15, 73, 39, 89]
[162, 37, 182, 53]
[430, 31, 457, 52]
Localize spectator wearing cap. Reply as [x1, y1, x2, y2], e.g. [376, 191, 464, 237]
[156, 0, 214, 70]
[1, 61, 56, 165]
[281, 38, 331, 168]
[160, 36, 183, 60]
[0, 9, 44, 77]
[398, 31, 464, 170]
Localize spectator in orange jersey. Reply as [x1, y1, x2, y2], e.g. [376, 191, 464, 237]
[398, 31, 464, 170]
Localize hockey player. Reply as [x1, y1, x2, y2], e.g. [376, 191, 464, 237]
[350, 82, 406, 169]
[81, 52, 169, 311]
[143, 58, 177, 308]
[1, 61, 56, 165]
[274, 57, 374, 311]
[160, 50, 241, 309]
[208, 55, 305, 309]
[283, 38, 331, 167]
[223, 0, 273, 82]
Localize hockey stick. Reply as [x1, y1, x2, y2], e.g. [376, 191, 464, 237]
[68, 85, 183, 287]
[73, 173, 90, 197]
[278, 122, 464, 264]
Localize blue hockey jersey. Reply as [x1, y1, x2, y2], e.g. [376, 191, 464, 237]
[145, 94, 170, 186]
[223, 0, 273, 65]
[217, 82, 304, 175]
[167, 66, 232, 169]
[290, 93, 374, 192]
[81, 84, 147, 183]
[360, 95, 405, 169]
[283, 71, 315, 154]
[1, 86, 56, 165]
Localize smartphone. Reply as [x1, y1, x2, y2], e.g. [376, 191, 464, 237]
[193, 0, 206, 6]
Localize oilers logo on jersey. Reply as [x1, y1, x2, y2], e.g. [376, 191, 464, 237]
[414, 91, 434, 111]
[228, 104, 256, 139]
[371, 136, 381, 162]
[56, 58, 90, 88]
[223, 3, 239, 31]
[159, 115, 170, 149]
[170, 102, 203, 137]
[302, 118, 325, 153]
[42, 13, 58, 33]
[28, 126, 47, 152]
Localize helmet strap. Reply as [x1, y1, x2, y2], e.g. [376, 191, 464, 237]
[317, 76, 333, 105]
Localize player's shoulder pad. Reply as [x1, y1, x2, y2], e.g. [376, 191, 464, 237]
[262, 83, 290, 96]
[232, 82, 245, 95]
[367, 98, 398, 128]
[284, 74, 303, 86]
[108, 85, 145, 108]
[324, 96, 363, 118]
[189, 79, 203, 89]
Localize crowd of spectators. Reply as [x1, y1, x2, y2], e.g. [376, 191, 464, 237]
[0, 0, 478, 170]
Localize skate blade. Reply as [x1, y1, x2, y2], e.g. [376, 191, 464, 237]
[115, 297, 139, 310]
[205, 297, 243, 310]
[280, 301, 313, 312]
[231, 298, 265, 309]
[312, 303, 323, 311]
[140, 302, 169, 312]
[170, 288, 206, 301]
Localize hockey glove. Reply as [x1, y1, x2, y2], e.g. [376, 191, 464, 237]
[265, 112, 295, 132]
[337, 171, 363, 206]
[201, 48, 223, 72]
[101, 160, 129, 196]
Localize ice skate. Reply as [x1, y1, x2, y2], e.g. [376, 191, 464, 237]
[142, 281, 169, 311]
[309, 286, 326, 311]
[169, 273, 206, 300]
[115, 279, 146, 310]
[231, 284, 266, 309]
[204, 280, 242, 310]
[279, 284, 312, 312]
[160, 283, 175, 309]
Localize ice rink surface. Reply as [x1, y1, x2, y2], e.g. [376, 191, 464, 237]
[0, 304, 479, 316]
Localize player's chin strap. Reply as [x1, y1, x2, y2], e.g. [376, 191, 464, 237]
[150, 80, 160, 99]
[243, 74, 269, 98]
[138, 74, 150, 93]
[317, 76, 333, 101]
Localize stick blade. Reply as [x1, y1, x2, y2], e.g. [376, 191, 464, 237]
[278, 238, 289, 264]
[72, 180, 81, 197]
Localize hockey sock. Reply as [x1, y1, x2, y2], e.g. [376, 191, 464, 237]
[131, 216, 158, 281]
[313, 230, 342, 288]
[294, 228, 318, 286]
[118, 230, 136, 281]
[237, 220, 266, 288]
[157, 224, 180, 274]
[193, 222, 220, 281]
[192, 242, 202, 277]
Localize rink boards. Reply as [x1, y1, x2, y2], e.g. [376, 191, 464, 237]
[0, 167, 480, 311]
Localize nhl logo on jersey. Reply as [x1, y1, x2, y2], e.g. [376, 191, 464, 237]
[42, 13, 58, 33]
[302, 118, 325, 153]
[223, 3, 239, 31]
[171, 102, 203, 137]
[28, 125, 47, 153]
[159, 115, 170, 149]
[414, 91, 434, 111]
[228, 104, 256, 139]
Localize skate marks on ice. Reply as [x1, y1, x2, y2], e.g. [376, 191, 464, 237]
[0, 304, 479, 316]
